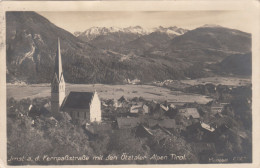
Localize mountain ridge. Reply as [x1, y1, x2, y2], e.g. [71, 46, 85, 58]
[6, 12, 252, 84]
[74, 26, 189, 42]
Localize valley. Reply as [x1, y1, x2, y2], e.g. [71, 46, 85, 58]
[7, 83, 212, 104]
[7, 76, 251, 104]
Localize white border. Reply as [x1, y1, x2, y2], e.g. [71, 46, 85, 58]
[0, 1, 259, 168]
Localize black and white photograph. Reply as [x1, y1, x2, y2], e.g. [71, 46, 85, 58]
[1, 1, 260, 167]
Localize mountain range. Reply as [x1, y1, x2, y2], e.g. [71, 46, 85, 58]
[74, 26, 188, 41]
[6, 12, 252, 84]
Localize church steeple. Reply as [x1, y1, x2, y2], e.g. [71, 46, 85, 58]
[54, 38, 63, 81]
[51, 38, 66, 113]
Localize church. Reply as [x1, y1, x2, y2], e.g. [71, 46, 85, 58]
[51, 38, 102, 124]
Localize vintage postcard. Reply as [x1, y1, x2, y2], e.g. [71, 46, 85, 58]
[0, 1, 259, 168]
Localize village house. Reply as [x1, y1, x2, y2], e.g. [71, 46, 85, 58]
[136, 124, 174, 144]
[210, 101, 225, 114]
[179, 108, 200, 119]
[146, 119, 176, 129]
[185, 121, 217, 142]
[127, 78, 141, 85]
[160, 104, 169, 112]
[136, 124, 173, 140]
[200, 121, 215, 132]
[169, 104, 176, 109]
[113, 99, 122, 108]
[118, 96, 128, 103]
[116, 117, 140, 129]
[135, 124, 154, 138]
[112, 96, 129, 109]
[130, 103, 149, 115]
[51, 39, 101, 124]
[102, 101, 108, 107]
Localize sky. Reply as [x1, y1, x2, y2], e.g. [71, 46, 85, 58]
[38, 11, 253, 33]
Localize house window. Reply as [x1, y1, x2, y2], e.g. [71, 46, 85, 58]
[84, 112, 86, 119]
[77, 112, 79, 118]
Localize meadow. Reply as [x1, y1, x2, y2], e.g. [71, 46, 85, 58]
[7, 83, 212, 104]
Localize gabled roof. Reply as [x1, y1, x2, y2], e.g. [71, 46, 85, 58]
[200, 122, 215, 132]
[158, 119, 176, 128]
[130, 104, 143, 113]
[118, 96, 127, 102]
[147, 119, 176, 128]
[117, 117, 140, 129]
[160, 104, 169, 111]
[179, 108, 200, 119]
[62, 91, 94, 110]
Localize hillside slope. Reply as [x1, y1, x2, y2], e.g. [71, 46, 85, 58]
[6, 12, 252, 84]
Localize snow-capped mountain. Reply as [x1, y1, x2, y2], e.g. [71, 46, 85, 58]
[7, 12, 251, 84]
[74, 26, 151, 41]
[74, 26, 189, 41]
[153, 26, 188, 36]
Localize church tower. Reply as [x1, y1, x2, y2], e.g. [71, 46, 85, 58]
[51, 38, 66, 113]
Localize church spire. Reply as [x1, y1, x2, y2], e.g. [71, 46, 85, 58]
[51, 38, 66, 113]
[54, 38, 63, 81]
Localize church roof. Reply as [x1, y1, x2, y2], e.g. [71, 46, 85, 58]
[62, 91, 94, 110]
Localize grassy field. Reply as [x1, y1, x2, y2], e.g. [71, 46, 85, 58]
[180, 77, 251, 86]
[7, 83, 212, 104]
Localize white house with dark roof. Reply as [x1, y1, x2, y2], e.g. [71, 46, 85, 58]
[51, 38, 101, 123]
